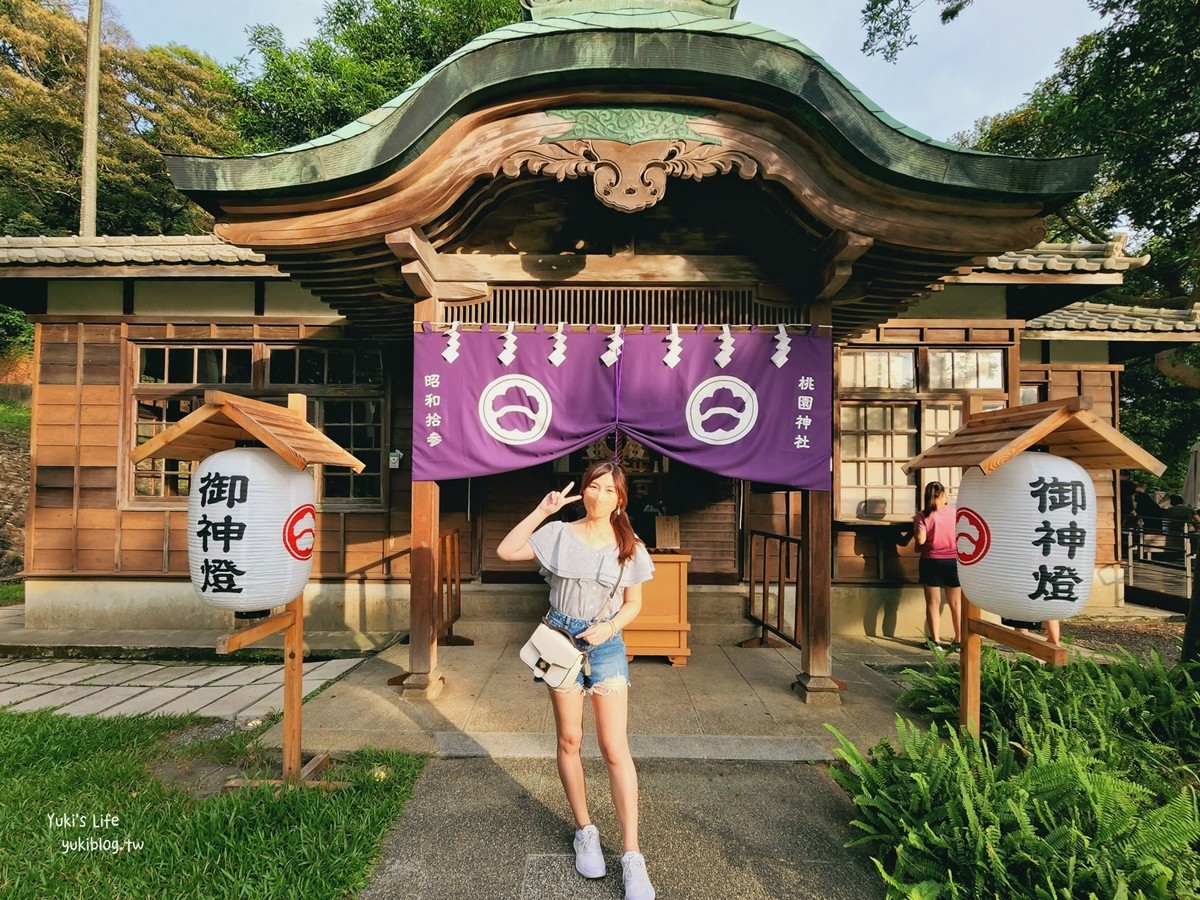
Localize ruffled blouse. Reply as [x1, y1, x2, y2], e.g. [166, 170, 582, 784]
[528, 521, 655, 620]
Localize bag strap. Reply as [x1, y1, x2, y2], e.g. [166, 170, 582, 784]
[540, 560, 627, 649]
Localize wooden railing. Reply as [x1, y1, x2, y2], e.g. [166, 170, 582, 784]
[436, 529, 472, 646]
[747, 530, 806, 648]
[1124, 521, 1196, 599]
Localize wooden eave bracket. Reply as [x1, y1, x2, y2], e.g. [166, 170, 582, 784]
[128, 390, 365, 473]
[816, 231, 873, 302]
[902, 395, 1166, 476]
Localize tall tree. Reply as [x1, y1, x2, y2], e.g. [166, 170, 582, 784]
[0, 0, 244, 236]
[231, 0, 522, 152]
[863, 0, 1200, 485]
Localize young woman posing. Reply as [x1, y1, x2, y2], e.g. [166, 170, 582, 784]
[913, 481, 962, 651]
[497, 460, 656, 900]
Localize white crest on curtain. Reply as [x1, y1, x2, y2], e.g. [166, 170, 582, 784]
[549, 322, 568, 367]
[601, 325, 623, 367]
[498, 321, 518, 366]
[715, 324, 735, 368]
[771, 324, 792, 368]
[442, 321, 462, 363]
[663, 324, 682, 369]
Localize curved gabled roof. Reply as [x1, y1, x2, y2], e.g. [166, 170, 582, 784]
[167, 8, 1097, 211]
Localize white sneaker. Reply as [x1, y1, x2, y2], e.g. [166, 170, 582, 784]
[621, 850, 655, 900]
[573, 824, 605, 879]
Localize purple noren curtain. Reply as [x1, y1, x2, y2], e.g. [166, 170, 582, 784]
[412, 324, 831, 490]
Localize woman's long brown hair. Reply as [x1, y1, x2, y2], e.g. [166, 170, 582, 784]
[581, 460, 639, 565]
[922, 481, 947, 518]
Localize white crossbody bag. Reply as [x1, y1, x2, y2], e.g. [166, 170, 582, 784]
[520, 566, 623, 689]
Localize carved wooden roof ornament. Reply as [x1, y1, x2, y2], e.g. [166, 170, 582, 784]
[499, 107, 756, 213]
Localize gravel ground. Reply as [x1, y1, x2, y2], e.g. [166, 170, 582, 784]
[1062, 616, 1187, 662]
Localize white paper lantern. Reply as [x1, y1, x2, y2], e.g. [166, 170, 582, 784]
[955, 452, 1096, 622]
[187, 448, 316, 611]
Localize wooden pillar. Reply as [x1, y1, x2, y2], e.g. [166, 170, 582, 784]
[397, 295, 445, 697]
[794, 488, 838, 702]
[794, 297, 839, 703]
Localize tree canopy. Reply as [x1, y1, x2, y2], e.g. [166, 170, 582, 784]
[863, 0, 1200, 486]
[0, 0, 244, 237]
[229, 0, 521, 152]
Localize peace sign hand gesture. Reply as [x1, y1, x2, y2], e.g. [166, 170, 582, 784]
[538, 482, 581, 516]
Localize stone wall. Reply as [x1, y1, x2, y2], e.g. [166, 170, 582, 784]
[0, 424, 28, 579]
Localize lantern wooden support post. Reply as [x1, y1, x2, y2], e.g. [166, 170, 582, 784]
[214, 594, 338, 787]
[958, 597, 1066, 735]
[128, 392, 364, 789]
[903, 395, 1166, 737]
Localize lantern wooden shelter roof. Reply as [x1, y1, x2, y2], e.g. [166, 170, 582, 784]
[902, 396, 1165, 476]
[129, 391, 365, 472]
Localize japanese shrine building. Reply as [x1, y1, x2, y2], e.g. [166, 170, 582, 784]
[0, 1, 1151, 691]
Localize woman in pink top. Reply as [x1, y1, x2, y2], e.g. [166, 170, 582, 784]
[913, 481, 962, 651]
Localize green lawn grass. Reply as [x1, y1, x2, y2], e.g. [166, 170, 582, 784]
[0, 710, 425, 899]
[0, 400, 30, 431]
[0, 582, 23, 606]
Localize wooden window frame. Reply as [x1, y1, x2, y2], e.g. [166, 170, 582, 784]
[835, 334, 1019, 522]
[126, 339, 388, 511]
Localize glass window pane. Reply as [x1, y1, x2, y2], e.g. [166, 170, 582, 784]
[269, 349, 296, 384]
[1020, 386, 1041, 406]
[324, 400, 352, 424]
[139, 348, 164, 383]
[840, 353, 863, 388]
[978, 351, 1004, 388]
[327, 349, 355, 385]
[928, 351, 952, 389]
[892, 406, 914, 430]
[353, 424, 381, 450]
[196, 348, 221, 383]
[865, 352, 888, 388]
[357, 351, 384, 385]
[323, 474, 351, 498]
[225, 349, 252, 384]
[299, 349, 325, 385]
[351, 475, 381, 499]
[953, 352, 977, 388]
[167, 348, 193, 383]
[890, 352, 915, 389]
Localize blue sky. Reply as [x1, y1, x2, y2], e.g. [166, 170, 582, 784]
[105, 0, 1105, 142]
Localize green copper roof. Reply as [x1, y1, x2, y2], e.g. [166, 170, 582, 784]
[167, 8, 1097, 209]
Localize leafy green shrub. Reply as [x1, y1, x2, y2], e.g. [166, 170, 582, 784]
[830, 648, 1200, 898]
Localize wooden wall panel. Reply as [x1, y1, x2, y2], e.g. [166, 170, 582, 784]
[1022, 364, 1123, 566]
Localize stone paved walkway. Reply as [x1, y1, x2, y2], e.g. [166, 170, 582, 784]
[0, 657, 362, 720]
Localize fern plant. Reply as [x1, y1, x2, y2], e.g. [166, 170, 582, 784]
[830, 710, 1200, 899]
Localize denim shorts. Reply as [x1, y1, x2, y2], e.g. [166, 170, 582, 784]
[543, 608, 630, 694]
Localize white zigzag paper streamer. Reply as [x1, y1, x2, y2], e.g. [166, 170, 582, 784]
[549, 323, 567, 368]
[600, 325, 623, 368]
[771, 324, 792, 368]
[441, 321, 461, 363]
[715, 324, 734, 368]
[498, 322, 517, 366]
[663, 324, 682, 369]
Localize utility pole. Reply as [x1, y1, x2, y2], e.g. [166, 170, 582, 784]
[79, 0, 102, 238]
